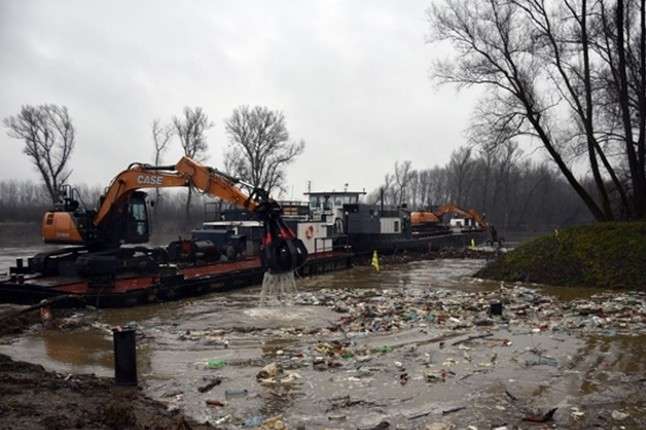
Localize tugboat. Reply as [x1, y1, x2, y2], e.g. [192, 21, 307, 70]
[196, 188, 489, 258]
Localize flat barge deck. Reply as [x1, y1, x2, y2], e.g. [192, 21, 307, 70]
[0, 251, 352, 308]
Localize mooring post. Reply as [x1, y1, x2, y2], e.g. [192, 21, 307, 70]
[112, 326, 138, 386]
[489, 302, 503, 316]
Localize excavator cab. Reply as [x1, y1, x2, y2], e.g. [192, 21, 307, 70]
[96, 191, 150, 246]
[124, 192, 150, 244]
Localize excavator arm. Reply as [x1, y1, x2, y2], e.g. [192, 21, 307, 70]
[93, 157, 260, 226]
[42, 156, 307, 273]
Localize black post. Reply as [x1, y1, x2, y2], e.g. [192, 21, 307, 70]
[489, 302, 503, 316]
[112, 327, 137, 386]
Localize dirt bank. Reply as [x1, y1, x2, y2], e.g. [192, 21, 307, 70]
[0, 353, 212, 430]
[0, 305, 210, 430]
[476, 222, 646, 289]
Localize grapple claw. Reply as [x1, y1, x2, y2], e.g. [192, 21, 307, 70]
[257, 202, 308, 273]
[262, 237, 308, 273]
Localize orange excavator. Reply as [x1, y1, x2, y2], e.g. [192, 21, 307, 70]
[39, 156, 307, 275]
[411, 203, 488, 231]
[433, 203, 488, 229]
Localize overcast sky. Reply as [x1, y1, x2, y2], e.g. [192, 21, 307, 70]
[0, 0, 479, 198]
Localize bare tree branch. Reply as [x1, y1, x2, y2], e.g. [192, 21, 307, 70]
[3, 104, 75, 204]
[224, 105, 305, 196]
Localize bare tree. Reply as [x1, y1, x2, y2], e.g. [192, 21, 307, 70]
[4, 104, 75, 204]
[172, 107, 213, 220]
[447, 146, 474, 206]
[370, 148, 592, 230]
[595, 0, 646, 217]
[151, 119, 174, 210]
[417, 169, 432, 209]
[224, 105, 305, 196]
[393, 160, 414, 206]
[383, 173, 396, 205]
[427, 0, 646, 220]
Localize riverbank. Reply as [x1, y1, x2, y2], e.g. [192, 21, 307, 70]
[0, 304, 210, 430]
[477, 222, 646, 289]
[0, 353, 211, 430]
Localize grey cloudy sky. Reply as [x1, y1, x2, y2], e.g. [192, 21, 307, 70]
[0, 0, 478, 198]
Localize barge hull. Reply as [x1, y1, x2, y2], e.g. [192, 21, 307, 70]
[0, 252, 352, 308]
[348, 230, 489, 256]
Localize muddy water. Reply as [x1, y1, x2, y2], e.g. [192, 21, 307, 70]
[0, 256, 645, 428]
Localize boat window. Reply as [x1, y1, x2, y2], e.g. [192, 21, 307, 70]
[394, 220, 400, 232]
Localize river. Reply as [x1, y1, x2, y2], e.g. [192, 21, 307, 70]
[0, 229, 645, 428]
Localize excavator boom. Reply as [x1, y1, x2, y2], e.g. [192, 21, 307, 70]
[92, 157, 259, 226]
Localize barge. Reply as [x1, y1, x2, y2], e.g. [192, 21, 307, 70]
[0, 251, 352, 308]
[0, 184, 490, 309]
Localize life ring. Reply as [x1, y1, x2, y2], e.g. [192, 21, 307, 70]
[305, 225, 315, 239]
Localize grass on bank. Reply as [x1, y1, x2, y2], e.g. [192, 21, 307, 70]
[477, 222, 646, 289]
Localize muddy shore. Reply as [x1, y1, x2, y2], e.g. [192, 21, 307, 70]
[0, 305, 211, 430]
[0, 353, 211, 430]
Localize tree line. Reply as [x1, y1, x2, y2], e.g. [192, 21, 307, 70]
[428, 0, 646, 221]
[369, 143, 593, 231]
[3, 103, 305, 223]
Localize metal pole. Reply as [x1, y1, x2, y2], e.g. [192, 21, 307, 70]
[112, 326, 138, 386]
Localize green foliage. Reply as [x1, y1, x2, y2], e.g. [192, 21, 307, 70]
[477, 223, 646, 289]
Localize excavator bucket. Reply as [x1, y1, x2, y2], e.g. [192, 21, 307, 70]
[261, 217, 308, 273]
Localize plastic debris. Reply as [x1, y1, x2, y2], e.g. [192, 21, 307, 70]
[207, 359, 226, 369]
[259, 415, 287, 430]
[570, 406, 585, 419]
[224, 388, 249, 398]
[425, 423, 454, 430]
[522, 407, 557, 423]
[525, 354, 558, 367]
[198, 377, 222, 393]
[243, 415, 264, 428]
[328, 414, 346, 421]
[611, 410, 629, 421]
[257, 362, 280, 380]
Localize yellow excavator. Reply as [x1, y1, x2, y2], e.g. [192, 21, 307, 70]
[39, 156, 307, 275]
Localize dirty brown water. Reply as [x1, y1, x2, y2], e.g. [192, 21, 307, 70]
[1, 242, 645, 427]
